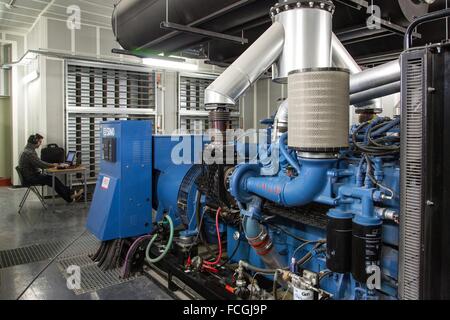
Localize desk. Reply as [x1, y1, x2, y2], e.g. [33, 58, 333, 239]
[46, 166, 88, 210]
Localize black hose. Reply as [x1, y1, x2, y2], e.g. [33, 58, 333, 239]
[217, 229, 241, 268]
[99, 241, 114, 270]
[264, 221, 312, 243]
[91, 241, 106, 261]
[194, 193, 215, 260]
[367, 121, 400, 151]
[97, 240, 112, 267]
[352, 120, 400, 156]
[239, 261, 277, 274]
[295, 242, 324, 266]
[405, 9, 450, 49]
[319, 270, 333, 282]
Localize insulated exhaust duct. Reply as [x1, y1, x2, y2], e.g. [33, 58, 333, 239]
[350, 60, 401, 95]
[350, 81, 401, 106]
[205, 4, 400, 108]
[271, 1, 334, 83]
[204, 22, 285, 107]
[332, 33, 381, 110]
[331, 33, 361, 74]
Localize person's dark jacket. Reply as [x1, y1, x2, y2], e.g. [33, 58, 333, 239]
[19, 143, 52, 180]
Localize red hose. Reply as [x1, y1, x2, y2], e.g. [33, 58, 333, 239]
[203, 207, 222, 266]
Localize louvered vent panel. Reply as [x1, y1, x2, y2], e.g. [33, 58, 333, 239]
[399, 57, 424, 300]
[179, 76, 212, 112]
[179, 75, 240, 134]
[66, 64, 155, 182]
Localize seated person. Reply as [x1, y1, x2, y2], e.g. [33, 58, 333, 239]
[19, 134, 83, 203]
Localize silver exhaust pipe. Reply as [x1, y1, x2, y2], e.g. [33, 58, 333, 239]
[350, 81, 401, 105]
[204, 22, 284, 107]
[350, 60, 401, 95]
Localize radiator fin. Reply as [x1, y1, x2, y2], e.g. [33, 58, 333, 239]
[399, 56, 424, 300]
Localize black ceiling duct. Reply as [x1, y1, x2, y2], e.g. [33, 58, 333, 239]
[112, 0, 273, 54]
[111, 0, 441, 64]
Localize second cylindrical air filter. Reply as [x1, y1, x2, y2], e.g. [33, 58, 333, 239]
[288, 68, 350, 153]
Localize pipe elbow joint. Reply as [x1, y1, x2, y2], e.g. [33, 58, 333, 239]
[245, 158, 338, 207]
[229, 164, 261, 204]
[204, 88, 236, 107]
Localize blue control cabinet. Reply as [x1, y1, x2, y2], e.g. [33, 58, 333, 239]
[86, 120, 153, 241]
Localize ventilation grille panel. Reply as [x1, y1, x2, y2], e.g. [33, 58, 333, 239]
[178, 74, 240, 134]
[399, 56, 425, 300]
[66, 63, 156, 182]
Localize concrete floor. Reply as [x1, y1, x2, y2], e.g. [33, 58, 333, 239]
[0, 186, 174, 300]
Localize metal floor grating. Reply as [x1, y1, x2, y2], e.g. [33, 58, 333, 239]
[56, 255, 142, 295]
[0, 233, 100, 269]
[59, 233, 100, 259]
[0, 240, 67, 269]
[0, 232, 141, 295]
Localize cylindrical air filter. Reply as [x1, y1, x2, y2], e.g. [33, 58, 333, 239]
[271, 1, 335, 83]
[288, 68, 350, 152]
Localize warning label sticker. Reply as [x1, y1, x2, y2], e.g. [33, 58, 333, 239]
[101, 176, 110, 190]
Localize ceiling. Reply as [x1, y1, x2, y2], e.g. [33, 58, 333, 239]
[0, 0, 117, 34]
[110, 0, 450, 66]
[1, 0, 449, 66]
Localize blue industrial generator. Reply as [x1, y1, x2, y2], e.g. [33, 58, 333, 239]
[85, 2, 450, 300]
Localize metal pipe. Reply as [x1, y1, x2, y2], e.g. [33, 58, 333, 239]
[272, 100, 288, 141]
[272, 5, 333, 82]
[204, 22, 284, 106]
[332, 33, 361, 74]
[350, 81, 401, 105]
[244, 217, 284, 269]
[245, 158, 337, 207]
[332, 33, 382, 109]
[405, 8, 450, 49]
[349, 60, 400, 95]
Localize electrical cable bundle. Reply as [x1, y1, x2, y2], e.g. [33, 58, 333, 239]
[202, 207, 223, 269]
[352, 117, 400, 156]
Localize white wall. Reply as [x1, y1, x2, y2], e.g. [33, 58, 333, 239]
[0, 30, 26, 184]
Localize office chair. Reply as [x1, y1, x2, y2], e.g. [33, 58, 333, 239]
[15, 166, 48, 214]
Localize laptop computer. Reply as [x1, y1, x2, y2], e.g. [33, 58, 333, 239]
[57, 151, 78, 169]
[65, 151, 76, 166]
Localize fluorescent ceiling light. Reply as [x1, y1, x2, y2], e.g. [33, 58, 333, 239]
[142, 57, 198, 71]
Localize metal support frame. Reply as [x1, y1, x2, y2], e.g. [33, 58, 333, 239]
[139, 0, 253, 50]
[334, 0, 421, 46]
[160, 21, 248, 45]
